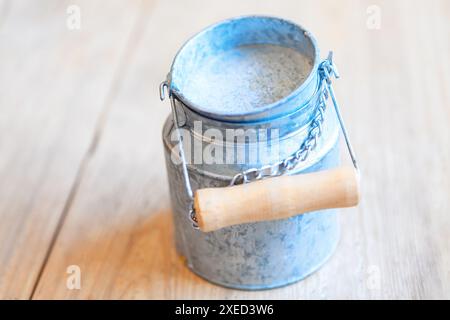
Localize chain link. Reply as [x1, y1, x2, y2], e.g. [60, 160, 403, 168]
[229, 59, 334, 186]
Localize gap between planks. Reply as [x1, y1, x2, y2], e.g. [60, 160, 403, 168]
[29, 0, 157, 300]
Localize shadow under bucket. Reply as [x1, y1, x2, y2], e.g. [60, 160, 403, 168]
[161, 16, 356, 290]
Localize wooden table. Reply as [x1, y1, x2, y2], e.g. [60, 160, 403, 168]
[1, 0, 449, 299]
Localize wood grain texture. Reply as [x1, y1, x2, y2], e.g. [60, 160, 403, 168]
[0, 0, 142, 299]
[1, 0, 449, 299]
[195, 166, 360, 232]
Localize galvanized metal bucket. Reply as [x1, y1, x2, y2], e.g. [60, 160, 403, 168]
[160, 16, 359, 290]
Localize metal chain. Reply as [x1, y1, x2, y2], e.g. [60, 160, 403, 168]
[229, 58, 334, 186]
[160, 52, 350, 230]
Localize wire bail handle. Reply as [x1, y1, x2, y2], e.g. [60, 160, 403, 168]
[160, 81, 199, 229]
[320, 52, 359, 172]
[160, 51, 358, 231]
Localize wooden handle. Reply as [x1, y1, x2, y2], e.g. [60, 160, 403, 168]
[194, 166, 360, 232]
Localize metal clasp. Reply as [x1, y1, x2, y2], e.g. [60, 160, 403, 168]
[320, 52, 359, 172]
[160, 80, 199, 229]
[159, 80, 169, 101]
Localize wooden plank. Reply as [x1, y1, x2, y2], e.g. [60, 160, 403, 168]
[33, 0, 450, 299]
[0, 0, 142, 299]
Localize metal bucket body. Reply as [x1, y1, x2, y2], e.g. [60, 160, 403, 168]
[162, 16, 341, 289]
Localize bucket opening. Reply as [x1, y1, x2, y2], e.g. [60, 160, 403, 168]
[170, 16, 320, 120]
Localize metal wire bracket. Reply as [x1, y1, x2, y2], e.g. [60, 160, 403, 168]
[320, 52, 359, 173]
[160, 51, 359, 230]
[160, 80, 199, 229]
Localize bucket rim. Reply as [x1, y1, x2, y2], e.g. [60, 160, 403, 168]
[168, 15, 321, 122]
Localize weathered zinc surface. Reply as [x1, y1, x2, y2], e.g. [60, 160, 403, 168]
[163, 16, 340, 289]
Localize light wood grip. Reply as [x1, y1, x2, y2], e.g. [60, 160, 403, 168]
[194, 166, 360, 232]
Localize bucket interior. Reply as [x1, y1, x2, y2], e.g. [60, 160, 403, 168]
[170, 16, 318, 117]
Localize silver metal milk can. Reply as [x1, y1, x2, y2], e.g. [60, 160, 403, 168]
[160, 16, 359, 290]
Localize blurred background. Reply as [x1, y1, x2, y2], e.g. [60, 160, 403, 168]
[0, 0, 449, 299]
